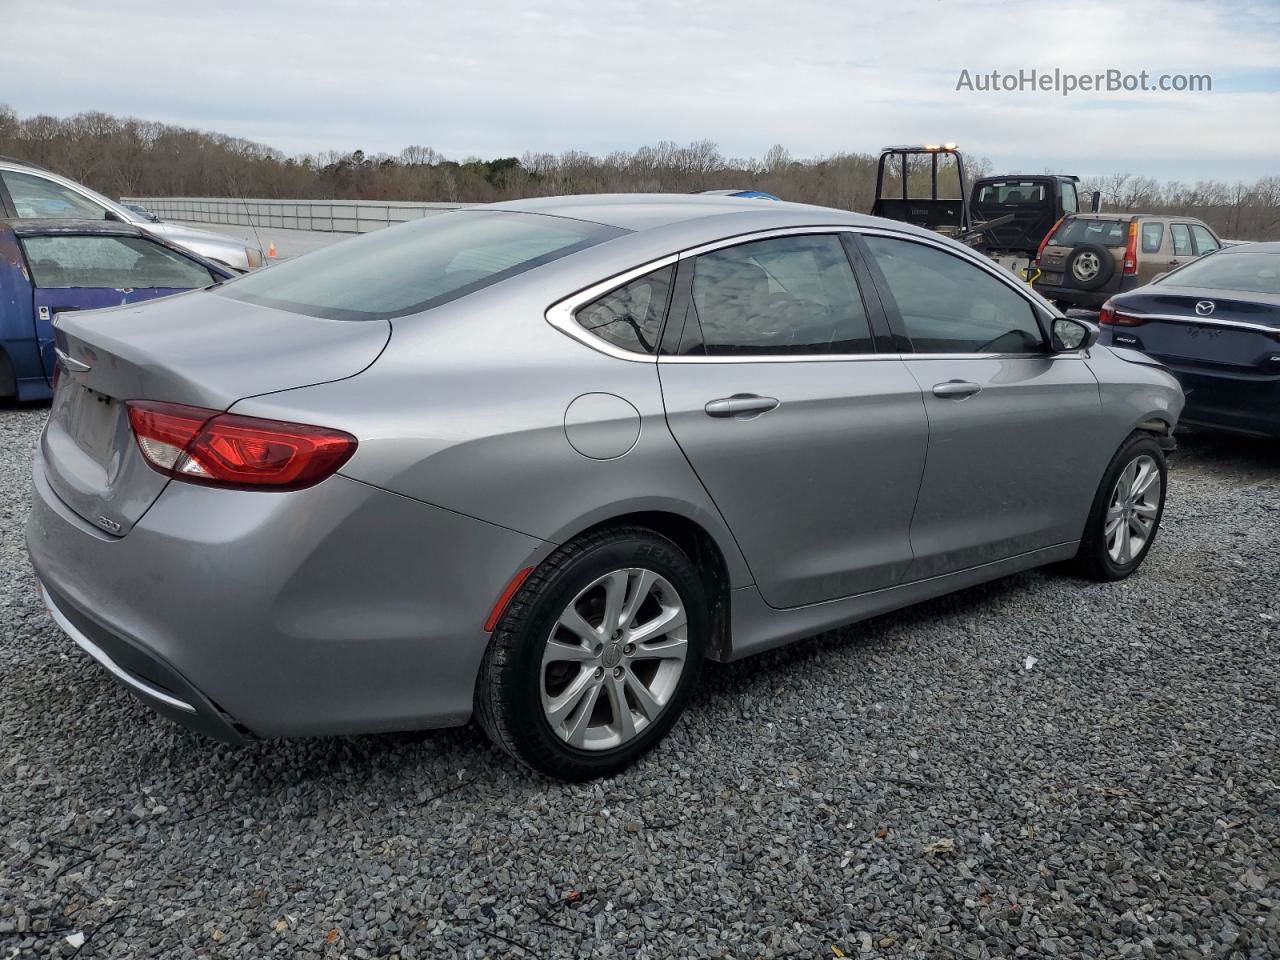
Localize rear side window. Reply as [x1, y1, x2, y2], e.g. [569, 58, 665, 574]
[1191, 225, 1220, 254]
[20, 235, 217, 289]
[1051, 218, 1127, 247]
[219, 211, 624, 321]
[685, 234, 874, 356]
[1141, 222, 1164, 254]
[1171, 224, 1194, 256]
[863, 235, 1045, 354]
[574, 266, 673, 355]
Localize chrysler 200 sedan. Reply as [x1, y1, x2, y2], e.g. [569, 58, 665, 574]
[27, 195, 1184, 780]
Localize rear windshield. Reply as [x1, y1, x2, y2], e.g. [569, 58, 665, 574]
[1161, 251, 1280, 294]
[217, 210, 625, 321]
[975, 182, 1048, 205]
[1051, 218, 1128, 247]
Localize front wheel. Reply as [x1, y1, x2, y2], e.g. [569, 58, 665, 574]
[1070, 433, 1168, 581]
[475, 527, 707, 780]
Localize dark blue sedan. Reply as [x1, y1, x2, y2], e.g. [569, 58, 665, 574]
[1, 219, 233, 402]
[1099, 241, 1280, 437]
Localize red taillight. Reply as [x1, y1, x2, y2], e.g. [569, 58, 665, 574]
[127, 401, 357, 491]
[1097, 300, 1146, 327]
[1034, 215, 1065, 266]
[1122, 221, 1139, 275]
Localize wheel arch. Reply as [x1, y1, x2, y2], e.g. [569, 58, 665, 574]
[558, 508, 737, 662]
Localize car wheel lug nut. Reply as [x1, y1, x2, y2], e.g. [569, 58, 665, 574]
[594, 667, 604, 679]
[624, 643, 635, 655]
[613, 666, 624, 678]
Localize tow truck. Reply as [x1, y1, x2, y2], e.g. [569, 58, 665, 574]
[869, 144, 1100, 283]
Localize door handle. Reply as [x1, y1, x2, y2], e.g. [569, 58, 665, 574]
[932, 380, 982, 400]
[704, 394, 780, 418]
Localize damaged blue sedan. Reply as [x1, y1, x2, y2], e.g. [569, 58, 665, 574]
[1, 219, 233, 402]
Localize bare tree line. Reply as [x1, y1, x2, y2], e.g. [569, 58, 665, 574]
[2, 106, 1278, 239]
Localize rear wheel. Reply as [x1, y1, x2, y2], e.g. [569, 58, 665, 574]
[476, 527, 707, 780]
[1070, 433, 1167, 581]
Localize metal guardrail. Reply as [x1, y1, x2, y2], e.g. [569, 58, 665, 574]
[122, 197, 465, 233]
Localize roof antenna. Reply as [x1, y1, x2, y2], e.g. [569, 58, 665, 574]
[228, 174, 266, 265]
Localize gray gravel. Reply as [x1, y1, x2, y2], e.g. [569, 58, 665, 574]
[2, 405, 1277, 959]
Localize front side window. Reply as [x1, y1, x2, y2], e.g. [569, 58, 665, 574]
[1171, 223, 1194, 256]
[2, 171, 107, 219]
[574, 266, 673, 355]
[1059, 182, 1079, 214]
[20, 235, 217, 289]
[219, 210, 624, 321]
[862, 234, 1045, 354]
[1191, 224, 1220, 254]
[1141, 222, 1164, 254]
[685, 234, 873, 356]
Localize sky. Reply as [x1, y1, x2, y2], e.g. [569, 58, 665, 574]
[3, 0, 1279, 182]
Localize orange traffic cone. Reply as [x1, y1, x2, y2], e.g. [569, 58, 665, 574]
[267, 240, 278, 258]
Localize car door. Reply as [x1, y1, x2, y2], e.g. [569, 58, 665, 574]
[18, 232, 221, 381]
[856, 230, 1108, 581]
[657, 230, 929, 609]
[1168, 223, 1197, 273]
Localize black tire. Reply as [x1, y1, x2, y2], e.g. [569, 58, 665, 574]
[1065, 242, 1115, 291]
[475, 526, 708, 781]
[1070, 433, 1168, 581]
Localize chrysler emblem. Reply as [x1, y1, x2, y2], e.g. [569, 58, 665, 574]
[1195, 300, 1215, 316]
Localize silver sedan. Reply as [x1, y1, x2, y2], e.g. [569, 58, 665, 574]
[26, 194, 1183, 780]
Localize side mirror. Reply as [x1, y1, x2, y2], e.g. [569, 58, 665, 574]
[1052, 316, 1100, 352]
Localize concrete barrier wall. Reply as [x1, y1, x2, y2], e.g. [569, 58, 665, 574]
[122, 197, 466, 233]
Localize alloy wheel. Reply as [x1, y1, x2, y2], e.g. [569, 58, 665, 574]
[540, 568, 688, 751]
[1105, 454, 1162, 564]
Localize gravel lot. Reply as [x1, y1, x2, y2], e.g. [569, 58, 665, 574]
[1, 404, 1277, 959]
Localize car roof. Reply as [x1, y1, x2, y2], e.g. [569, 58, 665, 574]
[2, 218, 150, 238]
[481, 192, 893, 233]
[1214, 240, 1278, 254]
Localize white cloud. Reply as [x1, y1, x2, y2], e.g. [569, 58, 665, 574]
[4, 0, 1278, 180]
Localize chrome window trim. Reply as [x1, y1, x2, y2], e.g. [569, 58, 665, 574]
[545, 254, 678, 363]
[1117, 312, 1279, 335]
[545, 223, 1061, 362]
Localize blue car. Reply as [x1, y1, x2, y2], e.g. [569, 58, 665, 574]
[1099, 241, 1280, 437]
[1, 219, 233, 402]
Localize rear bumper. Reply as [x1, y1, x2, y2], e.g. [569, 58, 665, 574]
[26, 455, 550, 738]
[1034, 275, 1141, 308]
[39, 581, 249, 743]
[1169, 364, 1280, 437]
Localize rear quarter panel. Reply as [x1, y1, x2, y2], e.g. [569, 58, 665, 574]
[227, 263, 755, 589]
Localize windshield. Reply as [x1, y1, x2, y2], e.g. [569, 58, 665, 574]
[217, 210, 625, 321]
[1161, 251, 1280, 295]
[1051, 218, 1128, 247]
[976, 181, 1048, 205]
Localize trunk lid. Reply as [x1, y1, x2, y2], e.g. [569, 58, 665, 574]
[1107, 287, 1280, 370]
[42, 290, 389, 536]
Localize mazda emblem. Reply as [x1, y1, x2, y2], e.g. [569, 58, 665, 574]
[1195, 300, 1215, 316]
